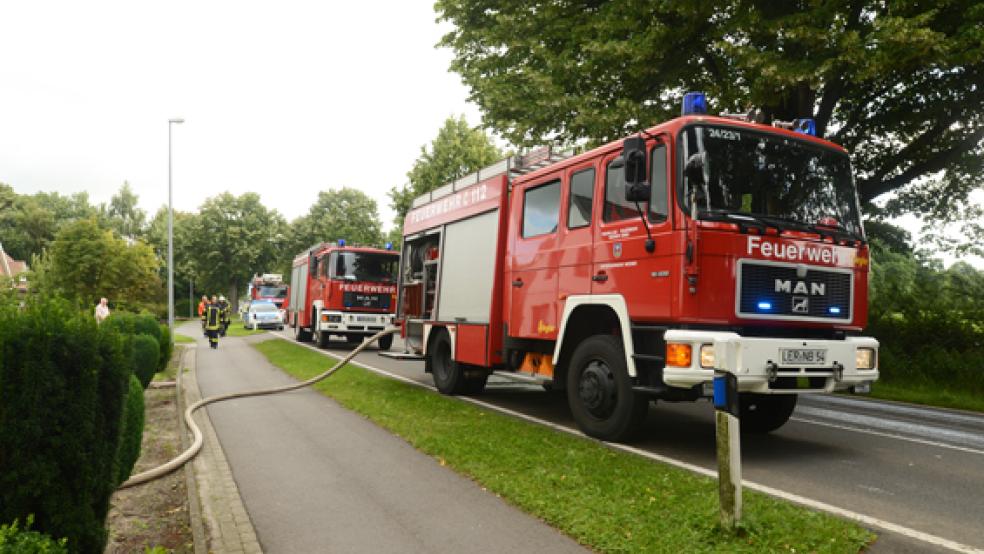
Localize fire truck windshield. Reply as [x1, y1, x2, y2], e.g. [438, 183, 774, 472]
[334, 252, 397, 283]
[258, 286, 287, 298]
[679, 125, 863, 237]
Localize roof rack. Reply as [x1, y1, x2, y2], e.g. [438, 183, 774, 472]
[410, 146, 574, 209]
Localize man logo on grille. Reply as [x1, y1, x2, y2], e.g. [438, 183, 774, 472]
[792, 296, 809, 313]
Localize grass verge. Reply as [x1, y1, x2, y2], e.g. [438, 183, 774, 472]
[225, 325, 268, 338]
[866, 381, 984, 413]
[252, 338, 873, 553]
[173, 333, 195, 344]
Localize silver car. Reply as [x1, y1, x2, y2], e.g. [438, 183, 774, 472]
[244, 301, 284, 330]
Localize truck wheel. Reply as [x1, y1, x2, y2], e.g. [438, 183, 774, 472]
[377, 334, 393, 351]
[566, 335, 648, 442]
[316, 330, 331, 349]
[294, 321, 311, 342]
[739, 394, 797, 433]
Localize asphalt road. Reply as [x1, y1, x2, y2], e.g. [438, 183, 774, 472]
[187, 322, 585, 553]
[272, 330, 984, 554]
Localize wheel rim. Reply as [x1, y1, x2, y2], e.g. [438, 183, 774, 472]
[577, 359, 617, 419]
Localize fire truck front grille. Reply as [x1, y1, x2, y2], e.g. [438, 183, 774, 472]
[342, 292, 391, 310]
[737, 261, 852, 321]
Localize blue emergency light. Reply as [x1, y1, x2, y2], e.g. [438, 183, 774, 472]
[338, 238, 346, 247]
[682, 92, 708, 116]
[794, 118, 817, 136]
[384, 242, 393, 250]
[757, 301, 773, 311]
[828, 306, 841, 315]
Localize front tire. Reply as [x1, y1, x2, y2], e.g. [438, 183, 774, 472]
[316, 330, 331, 348]
[566, 335, 648, 442]
[739, 394, 797, 433]
[377, 334, 393, 351]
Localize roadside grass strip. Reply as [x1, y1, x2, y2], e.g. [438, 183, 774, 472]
[252, 339, 873, 553]
[173, 333, 195, 344]
[224, 325, 267, 338]
[868, 381, 984, 414]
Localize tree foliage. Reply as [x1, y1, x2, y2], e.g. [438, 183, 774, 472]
[289, 188, 385, 257]
[437, 1, 983, 223]
[104, 182, 146, 240]
[389, 115, 502, 227]
[188, 192, 287, 306]
[32, 218, 160, 308]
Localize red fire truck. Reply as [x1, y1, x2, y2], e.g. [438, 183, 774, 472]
[396, 92, 879, 441]
[248, 273, 289, 310]
[288, 241, 399, 350]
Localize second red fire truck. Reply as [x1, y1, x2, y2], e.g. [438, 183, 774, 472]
[288, 241, 399, 350]
[396, 92, 879, 441]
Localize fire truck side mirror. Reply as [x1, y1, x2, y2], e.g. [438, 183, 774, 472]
[621, 136, 650, 202]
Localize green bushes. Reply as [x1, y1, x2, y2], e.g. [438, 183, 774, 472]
[159, 324, 174, 373]
[0, 299, 130, 553]
[0, 517, 68, 553]
[133, 314, 161, 343]
[132, 334, 160, 389]
[115, 374, 146, 485]
[106, 312, 172, 384]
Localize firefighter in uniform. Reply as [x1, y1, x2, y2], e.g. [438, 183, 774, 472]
[217, 295, 230, 336]
[198, 295, 208, 335]
[204, 295, 222, 349]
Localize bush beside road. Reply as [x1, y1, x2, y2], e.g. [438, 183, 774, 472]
[254, 339, 874, 553]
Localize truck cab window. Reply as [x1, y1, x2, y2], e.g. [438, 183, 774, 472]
[522, 180, 561, 238]
[604, 160, 636, 222]
[567, 168, 595, 229]
[650, 144, 668, 221]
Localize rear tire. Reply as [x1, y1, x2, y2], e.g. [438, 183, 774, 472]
[428, 330, 486, 395]
[293, 320, 311, 342]
[739, 394, 797, 433]
[566, 335, 648, 442]
[377, 334, 393, 351]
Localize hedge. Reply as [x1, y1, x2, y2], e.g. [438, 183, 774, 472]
[158, 324, 174, 373]
[115, 374, 145, 486]
[0, 299, 130, 553]
[133, 314, 161, 343]
[132, 334, 160, 389]
[0, 517, 68, 553]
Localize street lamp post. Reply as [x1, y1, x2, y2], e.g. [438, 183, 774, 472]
[168, 118, 184, 340]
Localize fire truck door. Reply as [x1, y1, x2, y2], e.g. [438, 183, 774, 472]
[557, 166, 596, 300]
[509, 178, 562, 340]
[593, 144, 673, 320]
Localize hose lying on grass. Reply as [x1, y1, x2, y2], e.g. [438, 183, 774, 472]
[118, 328, 398, 489]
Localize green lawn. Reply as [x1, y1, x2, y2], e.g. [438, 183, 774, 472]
[252, 339, 874, 553]
[173, 333, 195, 344]
[865, 381, 984, 413]
[224, 324, 268, 338]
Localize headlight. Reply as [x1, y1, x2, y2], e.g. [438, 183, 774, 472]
[699, 344, 715, 368]
[665, 343, 693, 368]
[856, 348, 876, 370]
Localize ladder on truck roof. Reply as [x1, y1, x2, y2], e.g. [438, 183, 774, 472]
[409, 146, 574, 209]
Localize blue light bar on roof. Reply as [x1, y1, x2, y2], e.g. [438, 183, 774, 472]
[682, 92, 708, 116]
[338, 238, 346, 247]
[384, 242, 393, 250]
[794, 118, 816, 136]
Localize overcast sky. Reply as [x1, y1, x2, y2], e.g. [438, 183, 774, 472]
[0, 0, 481, 230]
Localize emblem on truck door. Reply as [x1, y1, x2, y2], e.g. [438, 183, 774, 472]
[613, 242, 622, 258]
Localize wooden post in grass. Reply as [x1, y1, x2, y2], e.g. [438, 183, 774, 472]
[713, 370, 742, 528]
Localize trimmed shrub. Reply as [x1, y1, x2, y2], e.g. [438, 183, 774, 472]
[0, 517, 68, 553]
[158, 324, 174, 373]
[103, 312, 136, 335]
[115, 374, 145, 486]
[133, 314, 161, 343]
[132, 334, 160, 389]
[0, 299, 130, 554]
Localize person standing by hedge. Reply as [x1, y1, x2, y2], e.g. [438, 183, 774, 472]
[94, 297, 110, 324]
[204, 295, 222, 349]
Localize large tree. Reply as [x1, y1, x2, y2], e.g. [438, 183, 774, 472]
[388, 115, 503, 227]
[34, 218, 160, 308]
[188, 192, 287, 306]
[289, 188, 385, 257]
[437, 1, 983, 224]
[0, 185, 101, 261]
[105, 182, 147, 239]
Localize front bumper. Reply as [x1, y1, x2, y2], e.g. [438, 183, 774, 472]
[661, 329, 879, 394]
[316, 311, 395, 335]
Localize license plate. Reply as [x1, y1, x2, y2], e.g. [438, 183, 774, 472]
[780, 348, 827, 365]
[355, 315, 376, 322]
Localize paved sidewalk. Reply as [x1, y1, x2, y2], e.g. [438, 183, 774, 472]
[181, 333, 262, 554]
[186, 323, 585, 553]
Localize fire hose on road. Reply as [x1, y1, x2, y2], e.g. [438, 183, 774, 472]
[118, 328, 398, 489]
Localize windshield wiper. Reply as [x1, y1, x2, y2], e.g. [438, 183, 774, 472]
[698, 209, 861, 242]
